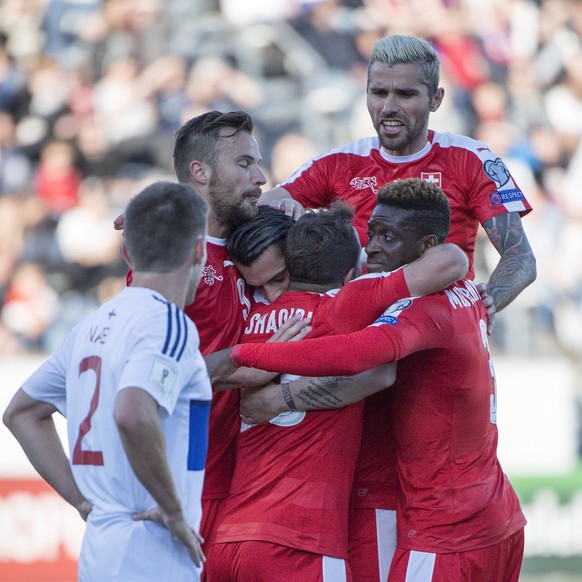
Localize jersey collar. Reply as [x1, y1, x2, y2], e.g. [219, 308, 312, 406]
[379, 139, 432, 164]
[206, 235, 227, 246]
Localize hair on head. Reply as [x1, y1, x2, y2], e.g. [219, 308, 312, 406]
[369, 34, 440, 97]
[173, 110, 254, 183]
[285, 201, 361, 287]
[125, 181, 208, 272]
[227, 205, 294, 267]
[376, 178, 450, 243]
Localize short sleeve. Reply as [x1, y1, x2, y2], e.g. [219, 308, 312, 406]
[21, 333, 76, 416]
[118, 304, 202, 415]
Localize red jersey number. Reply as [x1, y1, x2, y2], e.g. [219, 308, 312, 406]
[72, 355, 104, 465]
[236, 277, 251, 321]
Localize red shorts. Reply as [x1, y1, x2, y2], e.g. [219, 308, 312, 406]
[200, 498, 227, 582]
[205, 540, 352, 582]
[388, 528, 525, 582]
[200, 497, 225, 546]
[349, 507, 397, 582]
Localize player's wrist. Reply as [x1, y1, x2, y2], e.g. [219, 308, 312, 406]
[281, 381, 297, 411]
[163, 506, 186, 526]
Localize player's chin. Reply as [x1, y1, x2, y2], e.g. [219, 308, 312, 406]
[241, 197, 260, 217]
[366, 261, 389, 273]
[243, 195, 260, 207]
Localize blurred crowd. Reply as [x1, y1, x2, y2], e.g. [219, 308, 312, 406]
[0, 0, 581, 360]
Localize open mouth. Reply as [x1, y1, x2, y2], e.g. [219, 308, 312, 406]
[381, 120, 405, 134]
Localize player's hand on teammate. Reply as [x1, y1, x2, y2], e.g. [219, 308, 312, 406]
[268, 314, 312, 343]
[263, 198, 305, 220]
[132, 507, 206, 567]
[477, 282, 496, 335]
[240, 382, 283, 425]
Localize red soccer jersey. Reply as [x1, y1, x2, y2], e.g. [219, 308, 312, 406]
[349, 389, 399, 510]
[281, 130, 532, 280]
[234, 280, 527, 552]
[213, 268, 410, 558]
[184, 237, 253, 500]
[281, 130, 533, 516]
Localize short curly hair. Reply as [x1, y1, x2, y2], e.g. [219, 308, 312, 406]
[376, 178, 450, 243]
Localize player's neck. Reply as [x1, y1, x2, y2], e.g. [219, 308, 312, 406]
[207, 214, 228, 239]
[288, 280, 338, 293]
[131, 271, 189, 309]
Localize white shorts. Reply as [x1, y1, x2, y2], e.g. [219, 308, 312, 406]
[79, 511, 201, 581]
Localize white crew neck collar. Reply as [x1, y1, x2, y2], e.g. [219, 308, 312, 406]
[207, 235, 226, 246]
[379, 140, 432, 163]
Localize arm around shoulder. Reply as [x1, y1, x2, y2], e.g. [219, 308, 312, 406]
[403, 243, 468, 296]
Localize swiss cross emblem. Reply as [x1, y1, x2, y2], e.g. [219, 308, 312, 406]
[421, 172, 442, 188]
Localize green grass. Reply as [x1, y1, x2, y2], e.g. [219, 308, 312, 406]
[509, 461, 582, 503]
[520, 556, 582, 580]
[509, 462, 582, 580]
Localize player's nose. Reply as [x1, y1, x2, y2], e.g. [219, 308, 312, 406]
[253, 166, 267, 186]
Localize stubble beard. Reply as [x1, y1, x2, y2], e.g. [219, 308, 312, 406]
[376, 109, 430, 153]
[209, 184, 260, 235]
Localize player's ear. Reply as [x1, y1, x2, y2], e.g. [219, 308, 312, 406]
[341, 266, 356, 286]
[430, 87, 444, 113]
[418, 234, 438, 256]
[189, 160, 210, 185]
[192, 236, 207, 267]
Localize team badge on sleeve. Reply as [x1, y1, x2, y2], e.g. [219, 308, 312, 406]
[484, 158, 510, 188]
[372, 298, 412, 326]
[149, 359, 177, 394]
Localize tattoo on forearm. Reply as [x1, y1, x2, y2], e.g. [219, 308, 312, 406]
[212, 379, 240, 389]
[295, 376, 350, 410]
[281, 382, 297, 410]
[483, 213, 536, 312]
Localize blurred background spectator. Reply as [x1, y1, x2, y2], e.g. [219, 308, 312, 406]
[0, 4, 581, 578]
[0, 0, 580, 383]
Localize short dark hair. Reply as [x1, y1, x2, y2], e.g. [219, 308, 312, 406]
[227, 205, 294, 266]
[125, 181, 208, 272]
[376, 178, 450, 243]
[285, 202, 360, 287]
[173, 110, 254, 183]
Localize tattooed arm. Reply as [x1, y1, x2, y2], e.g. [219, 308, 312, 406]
[482, 212, 536, 312]
[240, 364, 396, 424]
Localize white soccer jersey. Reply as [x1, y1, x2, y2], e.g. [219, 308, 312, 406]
[22, 287, 212, 581]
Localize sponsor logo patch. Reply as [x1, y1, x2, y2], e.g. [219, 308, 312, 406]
[350, 176, 378, 194]
[421, 172, 442, 188]
[149, 359, 177, 394]
[489, 189, 525, 206]
[484, 158, 510, 187]
[372, 298, 412, 326]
